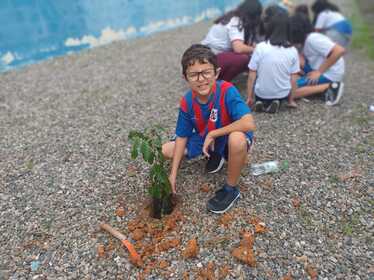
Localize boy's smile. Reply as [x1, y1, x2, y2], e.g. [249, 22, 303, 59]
[185, 61, 219, 103]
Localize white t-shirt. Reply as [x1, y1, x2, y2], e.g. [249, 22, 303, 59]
[315, 10, 345, 30]
[201, 16, 244, 54]
[303, 32, 345, 82]
[248, 41, 300, 99]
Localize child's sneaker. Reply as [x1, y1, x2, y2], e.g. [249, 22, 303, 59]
[207, 185, 240, 214]
[254, 101, 264, 112]
[205, 151, 225, 173]
[325, 82, 344, 106]
[266, 100, 280, 113]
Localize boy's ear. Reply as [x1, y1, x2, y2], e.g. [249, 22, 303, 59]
[215, 67, 221, 78]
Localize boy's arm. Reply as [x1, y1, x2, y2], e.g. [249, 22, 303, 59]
[246, 70, 257, 107]
[202, 114, 255, 157]
[169, 136, 187, 193]
[307, 44, 345, 84]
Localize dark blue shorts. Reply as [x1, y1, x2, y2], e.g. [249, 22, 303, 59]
[184, 133, 253, 160]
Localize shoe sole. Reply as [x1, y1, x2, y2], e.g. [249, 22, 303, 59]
[254, 103, 264, 112]
[266, 101, 279, 113]
[207, 192, 240, 214]
[326, 82, 344, 106]
[207, 157, 225, 174]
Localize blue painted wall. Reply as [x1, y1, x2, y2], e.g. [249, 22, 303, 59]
[0, 0, 280, 72]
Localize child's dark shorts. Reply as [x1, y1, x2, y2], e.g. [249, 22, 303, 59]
[185, 132, 253, 160]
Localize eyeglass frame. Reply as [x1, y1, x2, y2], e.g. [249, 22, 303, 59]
[185, 68, 219, 82]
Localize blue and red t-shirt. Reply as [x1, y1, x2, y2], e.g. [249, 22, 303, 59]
[175, 80, 253, 156]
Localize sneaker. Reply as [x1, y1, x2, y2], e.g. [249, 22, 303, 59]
[207, 186, 240, 214]
[254, 101, 264, 112]
[325, 82, 344, 106]
[205, 151, 225, 173]
[266, 100, 280, 113]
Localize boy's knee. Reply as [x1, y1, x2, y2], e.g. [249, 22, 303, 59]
[162, 142, 174, 159]
[228, 132, 247, 152]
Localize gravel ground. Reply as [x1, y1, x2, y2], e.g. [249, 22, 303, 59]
[0, 0, 373, 279]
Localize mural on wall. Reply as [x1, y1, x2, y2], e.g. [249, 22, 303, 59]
[0, 0, 280, 72]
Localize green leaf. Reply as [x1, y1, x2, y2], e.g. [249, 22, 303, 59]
[128, 130, 144, 141]
[149, 184, 161, 199]
[130, 137, 140, 159]
[140, 140, 154, 164]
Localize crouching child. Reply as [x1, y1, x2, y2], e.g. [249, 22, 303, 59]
[162, 44, 256, 214]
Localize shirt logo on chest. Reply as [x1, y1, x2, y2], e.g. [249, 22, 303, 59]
[209, 108, 218, 122]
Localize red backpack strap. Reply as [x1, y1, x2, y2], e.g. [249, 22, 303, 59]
[219, 81, 232, 126]
[180, 96, 188, 113]
[191, 91, 206, 136]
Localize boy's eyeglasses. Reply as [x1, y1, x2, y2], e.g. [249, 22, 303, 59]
[186, 68, 216, 82]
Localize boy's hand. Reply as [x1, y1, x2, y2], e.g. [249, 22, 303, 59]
[246, 96, 254, 108]
[307, 70, 321, 85]
[202, 132, 215, 158]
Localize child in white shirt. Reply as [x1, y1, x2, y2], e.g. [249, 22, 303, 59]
[202, 0, 263, 82]
[312, 0, 352, 48]
[247, 6, 299, 113]
[289, 13, 346, 106]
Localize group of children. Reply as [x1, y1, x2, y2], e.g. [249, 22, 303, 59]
[160, 0, 352, 214]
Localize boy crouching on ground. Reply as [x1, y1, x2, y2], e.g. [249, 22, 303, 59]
[162, 44, 256, 214]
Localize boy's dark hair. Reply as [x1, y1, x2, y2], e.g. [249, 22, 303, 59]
[181, 44, 218, 78]
[263, 5, 291, 47]
[294, 4, 310, 20]
[289, 13, 314, 45]
[214, 0, 263, 44]
[311, 0, 340, 25]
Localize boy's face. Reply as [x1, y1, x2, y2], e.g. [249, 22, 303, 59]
[185, 60, 219, 98]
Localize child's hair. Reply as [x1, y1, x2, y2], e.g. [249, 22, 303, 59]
[294, 4, 310, 20]
[181, 44, 218, 78]
[311, 0, 340, 25]
[289, 13, 314, 45]
[263, 5, 290, 47]
[214, 0, 263, 44]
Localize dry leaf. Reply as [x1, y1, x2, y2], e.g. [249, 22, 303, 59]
[97, 244, 105, 257]
[127, 165, 137, 177]
[249, 217, 268, 233]
[115, 206, 126, 217]
[182, 238, 199, 258]
[231, 232, 256, 267]
[200, 183, 211, 193]
[107, 239, 115, 251]
[183, 272, 189, 280]
[261, 178, 273, 189]
[249, 216, 261, 225]
[231, 246, 256, 267]
[140, 242, 156, 258]
[158, 259, 169, 269]
[132, 228, 145, 241]
[291, 197, 301, 208]
[219, 213, 233, 227]
[338, 170, 361, 182]
[157, 238, 180, 252]
[219, 265, 231, 279]
[198, 261, 216, 280]
[281, 271, 293, 280]
[295, 255, 308, 264]
[254, 222, 268, 234]
[306, 264, 318, 280]
[241, 232, 254, 248]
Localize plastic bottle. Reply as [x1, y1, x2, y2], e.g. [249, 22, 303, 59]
[369, 104, 374, 115]
[251, 160, 284, 176]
